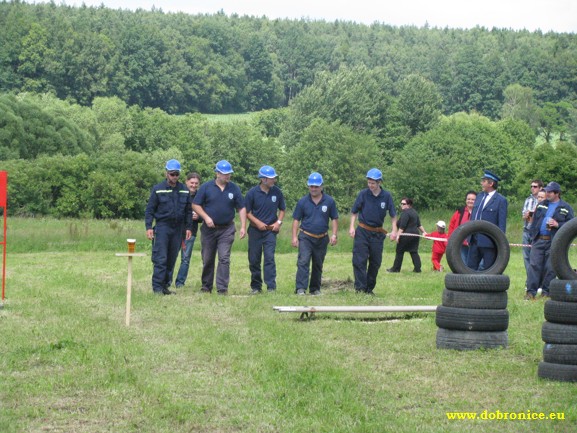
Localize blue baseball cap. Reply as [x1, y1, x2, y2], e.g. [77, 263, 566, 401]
[544, 182, 561, 193]
[482, 170, 501, 182]
[366, 168, 382, 181]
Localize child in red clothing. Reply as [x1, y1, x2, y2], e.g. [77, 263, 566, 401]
[427, 220, 449, 271]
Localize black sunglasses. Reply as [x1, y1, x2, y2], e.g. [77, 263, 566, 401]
[168, 171, 180, 177]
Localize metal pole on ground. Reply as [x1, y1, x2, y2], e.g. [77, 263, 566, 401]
[273, 305, 437, 319]
[273, 305, 437, 313]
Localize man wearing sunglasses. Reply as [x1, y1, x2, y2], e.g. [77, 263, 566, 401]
[145, 159, 193, 295]
[521, 179, 543, 290]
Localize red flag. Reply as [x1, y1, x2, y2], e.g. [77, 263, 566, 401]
[0, 171, 6, 207]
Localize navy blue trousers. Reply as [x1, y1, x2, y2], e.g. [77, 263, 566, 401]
[248, 227, 278, 291]
[527, 238, 555, 296]
[467, 238, 496, 271]
[151, 223, 183, 293]
[295, 232, 329, 293]
[352, 227, 385, 293]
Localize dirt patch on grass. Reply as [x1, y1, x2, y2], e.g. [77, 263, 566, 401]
[321, 277, 354, 293]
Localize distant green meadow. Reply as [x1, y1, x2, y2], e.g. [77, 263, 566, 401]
[203, 113, 257, 123]
[1, 217, 575, 432]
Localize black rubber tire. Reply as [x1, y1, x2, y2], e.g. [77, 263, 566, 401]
[549, 279, 577, 302]
[435, 305, 509, 331]
[543, 343, 577, 365]
[444, 273, 510, 292]
[544, 300, 577, 325]
[542, 321, 577, 344]
[436, 328, 507, 350]
[550, 218, 577, 280]
[538, 361, 577, 382]
[442, 288, 507, 309]
[445, 220, 510, 275]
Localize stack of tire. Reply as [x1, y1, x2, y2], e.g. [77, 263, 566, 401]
[436, 220, 510, 350]
[538, 218, 577, 382]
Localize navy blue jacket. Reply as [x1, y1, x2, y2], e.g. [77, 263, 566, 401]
[470, 191, 508, 247]
[529, 199, 574, 242]
[145, 180, 193, 230]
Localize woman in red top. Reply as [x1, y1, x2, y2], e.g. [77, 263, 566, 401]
[448, 190, 477, 263]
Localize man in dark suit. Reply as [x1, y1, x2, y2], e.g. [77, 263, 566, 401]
[467, 170, 508, 270]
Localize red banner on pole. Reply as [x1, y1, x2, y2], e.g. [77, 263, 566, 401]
[0, 171, 6, 207]
[1, 171, 6, 301]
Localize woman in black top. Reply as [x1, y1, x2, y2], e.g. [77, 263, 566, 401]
[387, 197, 427, 273]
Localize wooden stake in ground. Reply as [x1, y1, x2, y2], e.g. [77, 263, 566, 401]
[116, 246, 146, 326]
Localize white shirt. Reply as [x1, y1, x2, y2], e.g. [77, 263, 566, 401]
[482, 191, 496, 209]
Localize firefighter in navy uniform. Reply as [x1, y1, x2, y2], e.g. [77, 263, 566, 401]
[525, 181, 574, 300]
[192, 160, 247, 295]
[145, 159, 193, 295]
[349, 168, 397, 294]
[291, 172, 339, 295]
[245, 165, 286, 294]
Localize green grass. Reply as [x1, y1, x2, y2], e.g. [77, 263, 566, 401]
[1, 217, 576, 432]
[203, 112, 257, 123]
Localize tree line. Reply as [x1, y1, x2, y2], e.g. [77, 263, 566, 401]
[1, 3, 577, 219]
[1, 1, 577, 117]
[2, 77, 576, 219]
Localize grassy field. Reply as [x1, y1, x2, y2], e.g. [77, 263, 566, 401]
[1, 217, 576, 432]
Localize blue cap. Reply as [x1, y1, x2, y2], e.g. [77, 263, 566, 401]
[165, 159, 181, 171]
[482, 170, 501, 182]
[544, 181, 561, 192]
[307, 172, 323, 186]
[366, 168, 382, 181]
[215, 160, 233, 174]
[258, 165, 278, 178]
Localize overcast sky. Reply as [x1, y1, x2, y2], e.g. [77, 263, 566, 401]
[59, 0, 576, 33]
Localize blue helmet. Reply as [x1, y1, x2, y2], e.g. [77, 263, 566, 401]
[307, 172, 323, 186]
[366, 168, 382, 181]
[165, 159, 181, 171]
[258, 165, 278, 178]
[215, 160, 233, 174]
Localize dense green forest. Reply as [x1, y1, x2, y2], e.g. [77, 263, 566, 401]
[1, 1, 577, 219]
[2, 1, 577, 115]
